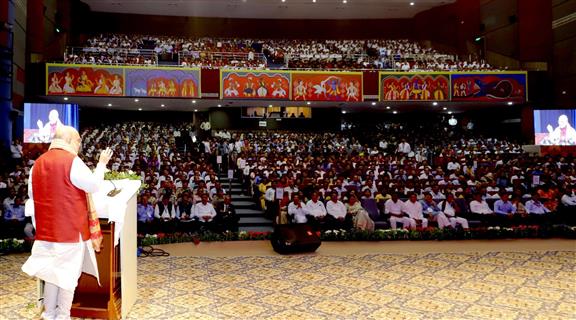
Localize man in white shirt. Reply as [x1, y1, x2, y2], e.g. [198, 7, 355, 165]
[397, 139, 411, 155]
[193, 193, 218, 231]
[385, 193, 410, 229]
[469, 192, 496, 225]
[288, 194, 308, 224]
[402, 193, 428, 229]
[10, 139, 23, 166]
[325, 191, 349, 230]
[264, 182, 277, 219]
[305, 192, 327, 229]
[439, 193, 469, 230]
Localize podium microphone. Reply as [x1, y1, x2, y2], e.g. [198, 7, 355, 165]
[107, 180, 122, 197]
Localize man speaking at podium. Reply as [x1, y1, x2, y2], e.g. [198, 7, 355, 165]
[22, 125, 113, 320]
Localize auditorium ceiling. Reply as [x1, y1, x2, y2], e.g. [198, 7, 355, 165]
[81, 0, 456, 20]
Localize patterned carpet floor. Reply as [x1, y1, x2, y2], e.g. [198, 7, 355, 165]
[1, 250, 575, 319]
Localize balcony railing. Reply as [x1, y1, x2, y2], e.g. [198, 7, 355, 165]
[58, 47, 494, 72]
[64, 47, 158, 66]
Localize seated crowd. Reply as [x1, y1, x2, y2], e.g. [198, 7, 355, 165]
[217, 125, 574, 231]
[64, 34, 496, 71]
[1, 120, 575, 240]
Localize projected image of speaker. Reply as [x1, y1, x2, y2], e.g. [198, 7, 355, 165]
[23, 103, 79, 143]
[271, 224, 321, 254]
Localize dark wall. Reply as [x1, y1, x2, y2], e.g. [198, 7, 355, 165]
[77, 13, 413, 40]
[210, 108, 341, 131]
[552, 0, 576, 107]
[414, 0, 481, 54]
[480, 0, 518, 57]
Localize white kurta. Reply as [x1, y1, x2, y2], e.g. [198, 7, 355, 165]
[22, 158, 106, 291]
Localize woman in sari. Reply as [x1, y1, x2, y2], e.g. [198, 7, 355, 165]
[346, 195, 374, 231]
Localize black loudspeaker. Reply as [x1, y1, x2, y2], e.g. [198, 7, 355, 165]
[271, 224, 321, 254]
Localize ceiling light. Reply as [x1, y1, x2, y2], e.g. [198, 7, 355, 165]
[442, 107, 447, 110]
[107, 103, 112, 107]
[343, 0, 347, 3]
[342, 110, 347, 114]
[507, 101, 513, 105]
[448, 111, 452, 114]
[432, 102, 438, 106]
[386, 106, 391, 109]
[138, 108, 142, 111]
[134, 98, 139, 102]
[393, 111, 398, 114]
[562, 90, 567, 95]
[63, 97, 68, 101]
[282, 0, 285, 2]
[313, 0, 316, 2]
[371, 102, 376, 106]
[410, 2, 415, 6]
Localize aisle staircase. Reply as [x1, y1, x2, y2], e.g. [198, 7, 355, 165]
[218, 173, 274, 232]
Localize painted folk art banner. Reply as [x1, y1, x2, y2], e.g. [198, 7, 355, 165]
[47, 64, 124, 96]
[220, 70, 291, 99]
[291, 72, 363, 102]
[125, 67, 201, 97]
[379, 72, 450, 101]
[450, 72, 527, 102]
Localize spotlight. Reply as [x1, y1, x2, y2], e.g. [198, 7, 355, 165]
[307, 102, 311, 105]
[268, 104, 273, 108]
[342, 110, 347, 114]
[192, 100, 197, 104]
[138, 108, 142, 111]
[343, 0, 347, 3]
[393, 111, 398, 114]
[386, 106, 391, 109]
[107, 103, 112, 107]
[410, 2, 414, 6]
[442, 107, 447, 110]
[507, 101, 513, 105]
[448, 111, 452, 114]
[217, 104, 222, 107]
[194, 109, 198, 112]
[161, 104, 165, 107]
[371, 102, 376, 106]
[134, 99, 139, 102]
[63, 97, 68, 101]
[432, 102, 438, 106]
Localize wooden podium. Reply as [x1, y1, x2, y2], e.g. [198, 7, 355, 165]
[70, 180, 140, 320]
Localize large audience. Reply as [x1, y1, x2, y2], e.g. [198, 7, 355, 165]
[63, 34, 496, 71]
[1, 119, 575, 240]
